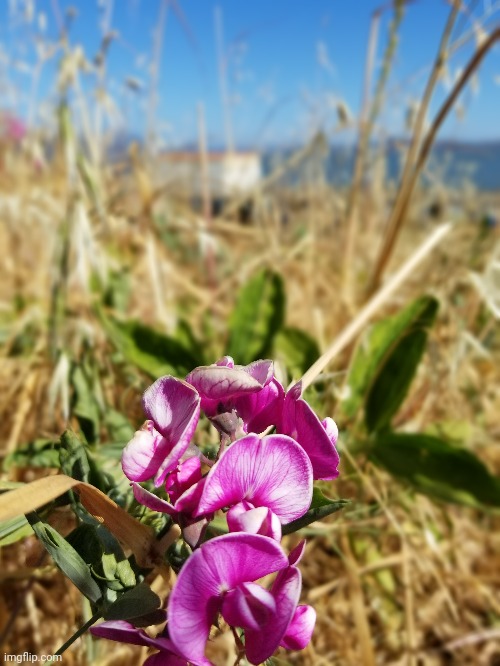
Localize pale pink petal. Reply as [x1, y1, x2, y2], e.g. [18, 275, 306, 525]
[168, 534, 287, 664]
[245, 566, 302, 664]
[143, 376, 200, 435]
[280, 605, 316, 650]
[322, 417, 339, 444]
[215, 356, 234, 367]
[185, 361, 272, 407]
[196, 434, 312, 523]
[132, 483, 176, 516]
[227, 505, 282, 541]
[221, 582, 276, 631]
[241, 359, 274, 386]
[121, 424, 170, 482]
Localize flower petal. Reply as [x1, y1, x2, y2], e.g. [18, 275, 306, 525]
[90, 620, 151, 647]
[245, 566, 302, 665]
[234, 377, 285, 433]
[185, 360, 272, 408]
[280, 604, 316, 650]
[132, 483, 176, 516]
[197, 434, 312, 524]
[227, 505, 282, 541]
[168, 533, 287, 665]
[121, 424, 170, 482]
[221, 582, 276, 631]
[280, 388, 340, 480]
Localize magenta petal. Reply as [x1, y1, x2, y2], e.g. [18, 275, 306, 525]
[280, 605, 316, 650]
[288, 540, 306, 566]
[197, 434, 312, 524]
[144, 653, 187, 666]
[132, 483, 176, 516]
[245, 566, 302, 665]
[142, 377, 200, 486]
[121, 424, 169, 482]
[165, 457, 202, 504]
[227, 505, 282, 541]
[281, 390, 340, 480]
[90, 620, 151, 647]
[235, 378, 285, 433]
[222, 582, 276, 631]
[168, 534, 287, 664]
[90, 620, 188, 665]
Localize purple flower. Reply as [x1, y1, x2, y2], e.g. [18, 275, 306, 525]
[168, 533, 313, 665]
[122, 376, 200, 487]
[196, 433, 313, 530]
[278, 382, 340, 480]
[90, 619, 190, 666]
[185, 357, 282, 434]
[132, 475, 210, 549]
[227, 503, 282, 541]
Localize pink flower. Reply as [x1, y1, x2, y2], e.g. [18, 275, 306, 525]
[122, 376, 200, 487]
[196, 433, 313, 538]
[132, 471, 209, 549]
[90, 619, 189, 666]
[185, 357, 282, 435]
[278, 382, 340, 480]
[168, 533, 314, 665]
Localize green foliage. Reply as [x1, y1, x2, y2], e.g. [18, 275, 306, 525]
[275, 326, 320, 375]
[26, 513, 102, 604]
[99, 310, 200, 378]
[59, 430, 110, 493]
[282, 488, 348, 535]
[103, 583, 162, 622]
[4, 439, 60, 471]
[0, 515, 33, 546]
[370, 432, 500, 508]
[71, 362, 101, 444]
[228, 269, 285, 365]
[340, 295, 439, 431]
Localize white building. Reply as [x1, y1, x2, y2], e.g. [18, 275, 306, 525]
[157, 151, 261, 199]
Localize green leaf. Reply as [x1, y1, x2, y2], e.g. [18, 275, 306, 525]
[98, 310, 199, 377]
[71, 364, 101, 444]
[275, 326, 320, 375]
[0, 516, 34, 545]
[27, 513, 102, 603]
[370, 432, 500, 507]
[227, 269, 285, 365]
[340, 295, 439, 432]
[282, 488, 348, 535]
[59, 430, 109, 492]
[103, 408, 134, 443]
[103, 583, 161, 621]
[65, 524, 104, 567]
[4, 439, 60, 471]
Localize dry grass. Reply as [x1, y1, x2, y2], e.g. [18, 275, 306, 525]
[1, 145, 500, 666]
[1, 1, 500, 663]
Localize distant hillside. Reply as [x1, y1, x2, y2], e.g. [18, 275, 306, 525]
[261, 140, 500, 191]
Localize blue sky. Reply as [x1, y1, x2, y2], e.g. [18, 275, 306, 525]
[1, 0, 500, 147]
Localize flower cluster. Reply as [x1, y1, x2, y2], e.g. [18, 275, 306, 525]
[92, 357, 339, 665]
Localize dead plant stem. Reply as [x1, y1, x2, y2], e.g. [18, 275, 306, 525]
[368, 0, 460, 295]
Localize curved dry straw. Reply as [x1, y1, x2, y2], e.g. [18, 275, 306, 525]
[300, 221, 451, 391]
[368, 22, 500, 295]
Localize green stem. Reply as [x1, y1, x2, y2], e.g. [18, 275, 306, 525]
[54, 610, 101, 656]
